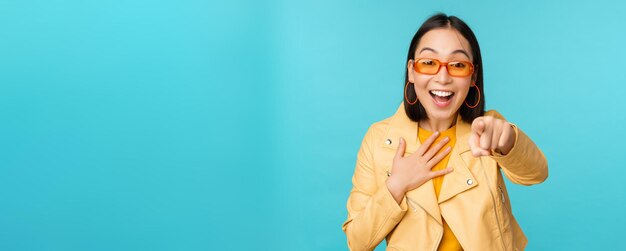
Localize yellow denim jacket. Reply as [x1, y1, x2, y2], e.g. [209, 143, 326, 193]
[342, 103, 548, 251]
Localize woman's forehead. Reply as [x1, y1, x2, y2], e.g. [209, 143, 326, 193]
[415, 28, 472, 60]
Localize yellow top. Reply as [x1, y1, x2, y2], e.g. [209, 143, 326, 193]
[418, 125, 463, 251]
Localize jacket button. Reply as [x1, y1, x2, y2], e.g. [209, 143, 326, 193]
[466, 179, 473, 185]
[385, 139, 392, 145]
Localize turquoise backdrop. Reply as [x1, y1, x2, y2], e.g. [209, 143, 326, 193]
[1, 0, 625, 250]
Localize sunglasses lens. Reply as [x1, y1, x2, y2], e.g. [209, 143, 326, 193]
[414, 59, 474, 77]
[414, 59, 440, 74]
[447, 62, 473, 77]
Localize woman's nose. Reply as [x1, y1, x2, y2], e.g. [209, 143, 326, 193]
[435, 65, 452, 84]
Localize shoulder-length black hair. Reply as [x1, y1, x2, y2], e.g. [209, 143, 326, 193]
[404, 13, 485, 123]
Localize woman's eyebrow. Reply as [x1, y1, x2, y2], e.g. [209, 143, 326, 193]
[451, 49, 470, 59]
[419, 47, 470, 59]
[419, 47, 437, 54]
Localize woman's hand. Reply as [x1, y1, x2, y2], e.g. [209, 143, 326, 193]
[386, 132, 454, 204]
[469, 116, 516, 157]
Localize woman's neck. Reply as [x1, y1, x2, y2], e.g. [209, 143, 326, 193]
[419, 115, 457, 132]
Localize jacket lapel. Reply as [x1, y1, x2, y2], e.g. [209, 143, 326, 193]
[381, 103, 479, 223]
[437, 116, 478, 204]
[382, 104, 441, 224]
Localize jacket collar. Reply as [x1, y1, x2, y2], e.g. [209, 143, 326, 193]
[382, 103, 478, 224]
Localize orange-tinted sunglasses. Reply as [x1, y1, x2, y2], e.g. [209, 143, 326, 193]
[412, 58, 474, 77]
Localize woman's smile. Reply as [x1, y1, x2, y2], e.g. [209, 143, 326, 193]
[429, 89, 455, 108]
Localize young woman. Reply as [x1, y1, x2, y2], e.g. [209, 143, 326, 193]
[342, 14, 548, 251]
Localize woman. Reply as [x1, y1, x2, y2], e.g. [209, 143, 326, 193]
[342, 13, 548, 251]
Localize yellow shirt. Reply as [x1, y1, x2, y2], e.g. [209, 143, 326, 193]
[418, 125, 463, 251]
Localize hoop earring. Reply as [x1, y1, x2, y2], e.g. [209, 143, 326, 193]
[405, 81, 418, 105]
[465, 82, 481, 109]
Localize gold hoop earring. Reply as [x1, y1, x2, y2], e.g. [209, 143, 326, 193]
[405, 81, 417, 105]
[465, 83, 481, 109]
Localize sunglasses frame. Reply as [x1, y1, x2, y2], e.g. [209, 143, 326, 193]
[412, 58, 475, 77]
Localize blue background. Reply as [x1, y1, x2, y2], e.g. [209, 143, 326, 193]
[1, 0, 625, 250]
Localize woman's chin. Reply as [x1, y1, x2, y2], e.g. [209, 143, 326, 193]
[425, 105, 460, 121]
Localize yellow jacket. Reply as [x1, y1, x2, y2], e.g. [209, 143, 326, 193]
[342, 103, 548, 251]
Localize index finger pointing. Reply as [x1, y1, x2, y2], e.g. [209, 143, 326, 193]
[471, 117, 485, 135]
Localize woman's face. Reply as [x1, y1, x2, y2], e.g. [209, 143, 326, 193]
[407, 28, 475, 122]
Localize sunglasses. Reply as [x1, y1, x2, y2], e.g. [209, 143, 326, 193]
[412, 58, 475, 77]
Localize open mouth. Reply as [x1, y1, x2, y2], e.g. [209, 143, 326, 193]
[429, 90, 454, 107]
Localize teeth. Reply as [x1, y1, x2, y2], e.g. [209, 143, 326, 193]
[430, 90, 453, 97]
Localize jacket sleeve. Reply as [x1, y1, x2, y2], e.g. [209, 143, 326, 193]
[486, 110, 549, 185]
[342, 124, 409, 251]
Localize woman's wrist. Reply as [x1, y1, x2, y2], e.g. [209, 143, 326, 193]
[386, 178, 407, 204]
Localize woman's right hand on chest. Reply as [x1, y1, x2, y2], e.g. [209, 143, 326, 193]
[385, 132, 454, 204]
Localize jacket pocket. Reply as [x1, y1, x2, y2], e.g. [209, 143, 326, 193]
[496, 181, 514, 250]
[497, 184, 512, 230]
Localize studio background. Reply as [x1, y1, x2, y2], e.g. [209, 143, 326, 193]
[1, 0, 624, 250]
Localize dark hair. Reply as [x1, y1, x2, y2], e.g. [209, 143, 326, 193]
[404, 13, 485, 123]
